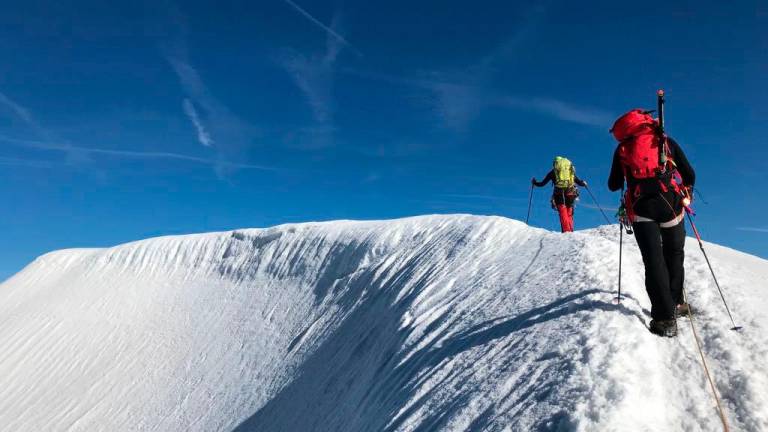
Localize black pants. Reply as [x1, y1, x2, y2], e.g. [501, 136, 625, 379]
[632, 220, 686, 320]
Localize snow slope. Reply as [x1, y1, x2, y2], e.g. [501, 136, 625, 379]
[1, 215, 767, 432]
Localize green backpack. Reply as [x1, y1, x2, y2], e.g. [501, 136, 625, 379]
[553, 156, 575, 189]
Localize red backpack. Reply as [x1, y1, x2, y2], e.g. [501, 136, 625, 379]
[611, 109, 670, 180]
[611, 109, 682, 219]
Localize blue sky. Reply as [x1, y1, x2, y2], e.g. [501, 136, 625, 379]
[1, 0, 766, 280]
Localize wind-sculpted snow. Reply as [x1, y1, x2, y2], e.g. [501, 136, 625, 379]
[1, 215, 767, 431]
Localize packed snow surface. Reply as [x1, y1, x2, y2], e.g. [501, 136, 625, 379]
[1, 215, 767, 431]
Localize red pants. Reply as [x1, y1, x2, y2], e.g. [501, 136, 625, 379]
[556, 204, 574, 232]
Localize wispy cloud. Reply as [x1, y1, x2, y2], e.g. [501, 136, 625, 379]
[283, 46, 337, 125]
[476, 5, 548, 74]
[736, 227, 768, 233]
[422, 79, 611, 130]
[500, 96, 612, 127]
[1, 86, 267, 173]
[0, 88, 82, 166]
[528, 98, 612, 127]
[363, 172, 381, 183]
[438, 193, 527, 202]
[412, 199, 497, 212]
[0, 156, 57, 169]
[0, 135, 275, 171]
[580, 202, 618, 213]
[427, 79, 488, 132]
[374, 4, 611, 131]
[337, 68, 487, 132]
[182, 98, 213, 146]
[0, 91, 36, 127]
[162, 8, 260, 173]
[280, 13, 344, 148]
[415, 5, 544, 131]
[0, 89, 56, 141]
[279, 0, 362, 57]
[166, 56, 254, 149]
[346, 69, 612, 130]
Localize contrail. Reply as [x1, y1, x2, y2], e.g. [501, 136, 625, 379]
[0, 156, 56, 168]
[0, 91, 35, 126]
[0, 136, 276, 171]
[0, 90, 54, 140]
[279, 0, 362, 57]
[182, 99, 214, 147]
[438, 193, 527, 202]
[736, 227, 768, 233]
[580, 202, 618, 213]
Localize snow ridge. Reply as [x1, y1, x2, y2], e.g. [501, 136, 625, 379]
[1, 215, 767, 431]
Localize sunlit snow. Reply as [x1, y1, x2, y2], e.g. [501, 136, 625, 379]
[1, 215, 766, 431]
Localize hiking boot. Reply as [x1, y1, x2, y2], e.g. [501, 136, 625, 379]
[649, 319, 677, 337]
[676, 303, 691, 317]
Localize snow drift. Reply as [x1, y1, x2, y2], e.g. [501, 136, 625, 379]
[1, 215, 767, 431]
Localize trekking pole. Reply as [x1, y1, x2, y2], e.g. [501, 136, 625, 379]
[614, 188, 634, 304]
[584, 185, 612, 225]
[685, 212, 742, 331]
[614, 189, 627, 304]
[526, 182, 534, 224]
[616, 219, 623, 304]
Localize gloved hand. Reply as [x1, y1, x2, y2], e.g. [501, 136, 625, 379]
[531, 177, 536, 185]
[680, 186, 693, 207]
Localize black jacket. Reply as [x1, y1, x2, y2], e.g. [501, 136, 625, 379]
[534, 170, 586, 188]
[608, 136, 696, 221]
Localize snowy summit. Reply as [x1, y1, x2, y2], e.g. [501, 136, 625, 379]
[1, 215, 767, 431]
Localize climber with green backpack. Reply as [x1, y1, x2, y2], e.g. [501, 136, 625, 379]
[532, 156, 588, 232]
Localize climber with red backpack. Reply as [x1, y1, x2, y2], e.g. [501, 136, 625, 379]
[532, 157, 587, 233]
[608, 93, 695, 338]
